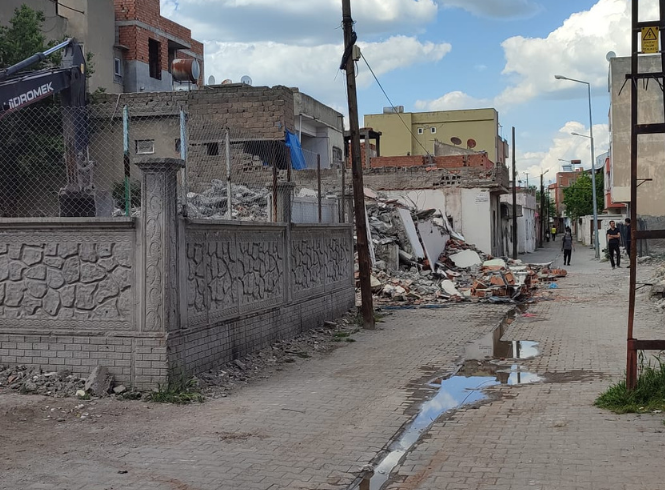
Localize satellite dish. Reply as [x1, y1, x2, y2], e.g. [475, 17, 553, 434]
[208, 75, 216, 85]
[467, 138, 477, 149]
[606, 51, 617, 61]
[450, 137, 462, 146]
[241, 75, 253, 86]
[221, 79, 232, 85]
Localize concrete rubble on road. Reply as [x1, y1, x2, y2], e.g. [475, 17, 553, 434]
[362, 192, 566, 306]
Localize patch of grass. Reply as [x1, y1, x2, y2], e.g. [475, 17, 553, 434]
[334, 332, 351, 339]
[595, 354, 665, 414]
[354, 310, 385, 327]
[148, 375, 204, 405]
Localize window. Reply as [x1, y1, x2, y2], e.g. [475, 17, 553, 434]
[136, 139, 155, 155]
[430, 127, 437, 134]
[114, 57, 122, 77]
[417, 128, 424, 135]
[148, 38, 161, 80]
[175, 138, 181, 153]
[206, 142, 219, 156]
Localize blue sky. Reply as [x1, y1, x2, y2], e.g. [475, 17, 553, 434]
[161, 0, 652, 186]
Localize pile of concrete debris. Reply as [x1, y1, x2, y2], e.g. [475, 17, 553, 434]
[0, 365, 129, 398]
[365, 195, 565, 305]
[112, 181, 271, 221]
[186, 180, 270, 221]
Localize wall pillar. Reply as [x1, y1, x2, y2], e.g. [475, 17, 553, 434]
[136, 157, 184, 333]
[269, 182, 296, 223]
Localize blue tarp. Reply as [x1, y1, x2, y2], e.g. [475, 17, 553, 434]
[285, 130, 307, 170]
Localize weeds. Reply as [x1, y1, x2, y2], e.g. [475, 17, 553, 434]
[148, 374, 204, 405]
[595, 353, 665, 414]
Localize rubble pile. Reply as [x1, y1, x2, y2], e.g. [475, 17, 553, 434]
[0, 365, 86, 397]
[186, 181, 270, 221]
[113, 181, 271, 221]
[364, 193, 562, 306]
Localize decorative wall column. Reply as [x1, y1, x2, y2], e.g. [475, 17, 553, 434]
[270, 182, 296, 223]
[136, 157, 184, 333]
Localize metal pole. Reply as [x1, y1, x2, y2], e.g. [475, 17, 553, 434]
[511, 127, 517, 259]
[540, 173, 545, 249]
[122, 105, 130, 216]
[587, 83, 600, 259]
[342, 0, 375, 329]
[225, 129, 232, 220]
[180, 108, 188, 217]
[341, 156, 346, 223]
[317, 154, 322, 223]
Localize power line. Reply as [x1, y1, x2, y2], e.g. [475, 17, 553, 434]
[360, 52, 434, 161]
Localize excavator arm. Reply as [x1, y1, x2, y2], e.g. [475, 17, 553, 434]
[0, 39, 94, 216]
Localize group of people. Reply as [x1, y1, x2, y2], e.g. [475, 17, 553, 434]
[549, 218, 631, 269]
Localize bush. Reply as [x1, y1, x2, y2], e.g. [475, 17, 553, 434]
[112, 180, 141, 209]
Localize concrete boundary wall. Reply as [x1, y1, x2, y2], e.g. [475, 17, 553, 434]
[0, 159, 355, 389]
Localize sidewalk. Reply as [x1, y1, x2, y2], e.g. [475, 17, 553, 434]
[386, 244, 665, 490]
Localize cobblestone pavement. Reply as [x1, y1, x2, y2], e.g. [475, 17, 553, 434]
[386, 242, 665, 490]
[0, 302, 511, 489]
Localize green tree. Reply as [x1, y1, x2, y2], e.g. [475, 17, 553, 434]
[562, 172, 604, 221]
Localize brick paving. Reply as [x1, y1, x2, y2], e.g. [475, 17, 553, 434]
[0, 302, 511, 489]
[386, 242, 665, 490]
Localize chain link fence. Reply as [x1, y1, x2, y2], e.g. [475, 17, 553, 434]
[0, 104, 345, 223]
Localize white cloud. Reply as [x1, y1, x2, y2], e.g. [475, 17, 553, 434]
[205, 36, 450, 110]
[414, 91, 490, 111]
[160, 0, 438, 44]
[439, 0, 542, 19]
[414, 0, 658, 114]
[517, 121, 610, 179]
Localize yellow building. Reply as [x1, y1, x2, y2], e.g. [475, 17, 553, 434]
[364, 108, 508, 165]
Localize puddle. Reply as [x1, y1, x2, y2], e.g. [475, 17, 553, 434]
[360, 310, 542, 490]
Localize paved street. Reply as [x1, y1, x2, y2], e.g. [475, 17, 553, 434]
[1, 240, 664, 490]
[387, 241, 665, 490]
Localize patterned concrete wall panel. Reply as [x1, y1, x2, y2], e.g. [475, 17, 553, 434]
[236, 231, 285, 314]
[207, 231, 239, 323]
[291, 230, 326, 300]
[185, 230, 209, 327]
[325, 228, 354, 292]
[0, 230, 136, 330]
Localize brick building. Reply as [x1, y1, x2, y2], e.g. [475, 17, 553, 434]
[114, 0, 204, 92]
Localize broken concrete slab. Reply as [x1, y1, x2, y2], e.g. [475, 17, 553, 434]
[417, 219, 450, 272]
[396, 208, 425, 259]
[483, 258, 507, 269]
[441, 280, 462, 297]
[84, 366, 113, 396]
[449, 249, 482, 268]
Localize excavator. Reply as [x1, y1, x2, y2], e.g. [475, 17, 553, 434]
[0, 38, 95, 217]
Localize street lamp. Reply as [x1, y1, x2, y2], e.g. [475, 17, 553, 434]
[555, 74, 600, 259]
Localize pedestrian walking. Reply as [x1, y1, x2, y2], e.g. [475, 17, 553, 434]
[624, 218, 631, 268]
[551, 226, 557, 241]
[607, 220, 622, 269]
[561, 226, 574, 266]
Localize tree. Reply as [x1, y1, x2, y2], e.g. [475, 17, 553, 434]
[562, 171, 604, 221]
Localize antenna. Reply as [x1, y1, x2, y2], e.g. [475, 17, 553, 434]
[450, 137, 462, 146]
[208, 75, 216, 85]
[606, 51, 617, 61]
[466, 138, 477, 149]
[241, 75, 253, 86]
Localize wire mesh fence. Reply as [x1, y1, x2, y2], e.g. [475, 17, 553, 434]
[0, 104, 345, 223]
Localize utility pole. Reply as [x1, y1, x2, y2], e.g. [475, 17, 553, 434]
[341, 0, 374, 329]
[540, 172, 545, 248]
[511, 127, 517, 259]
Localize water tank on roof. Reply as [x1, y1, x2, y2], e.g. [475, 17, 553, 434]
[383, 106, 404, 114]
[172, 59, 201, 83]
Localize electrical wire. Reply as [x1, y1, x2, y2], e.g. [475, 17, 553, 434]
[360, 52, 437, 163]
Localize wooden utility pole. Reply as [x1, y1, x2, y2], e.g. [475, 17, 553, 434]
[539, 173, 545, 248]
[342, 0, 375, 329]
[511, 127, 517, 260]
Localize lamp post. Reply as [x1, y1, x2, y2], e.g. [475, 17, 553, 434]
[555, 74, 600, 259]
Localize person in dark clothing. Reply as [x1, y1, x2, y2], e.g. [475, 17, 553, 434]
[551, 226, 557, 241]
[607, 220, 622, 269]
[561, 226, 574, 266]
[624, 218, 632, 268]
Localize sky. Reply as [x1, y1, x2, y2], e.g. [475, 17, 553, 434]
[160, 0, 657, 187]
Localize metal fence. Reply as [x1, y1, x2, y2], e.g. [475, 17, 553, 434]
[0, 104, 344, 223]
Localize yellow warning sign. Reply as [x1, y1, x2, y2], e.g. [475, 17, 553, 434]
[642, 26, 659, 53]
